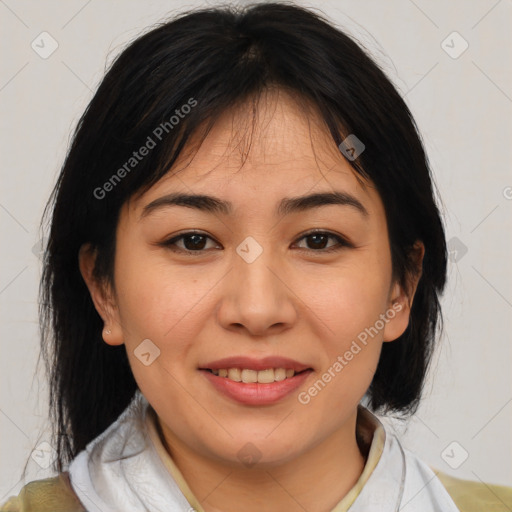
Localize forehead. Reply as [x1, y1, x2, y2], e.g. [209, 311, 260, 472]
[128, 89, 381, 217]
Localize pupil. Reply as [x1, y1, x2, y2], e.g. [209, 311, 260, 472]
[309, 234, 326, 249]
[185, 234, 205, 250]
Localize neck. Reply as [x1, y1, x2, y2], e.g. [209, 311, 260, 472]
[157, 411, 366, 512]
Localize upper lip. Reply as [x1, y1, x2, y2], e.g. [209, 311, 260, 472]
[200, 356, 312, 372]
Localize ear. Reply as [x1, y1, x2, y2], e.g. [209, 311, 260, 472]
[78, 243, 124, 346]
[382, 241, 425, 343]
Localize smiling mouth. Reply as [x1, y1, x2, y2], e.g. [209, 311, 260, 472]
[201, 367, 311, 383]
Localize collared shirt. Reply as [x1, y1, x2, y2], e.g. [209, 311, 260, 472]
[2, 390, 512, 511]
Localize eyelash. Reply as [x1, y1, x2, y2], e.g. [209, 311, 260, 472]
[159, 229, 353, 255]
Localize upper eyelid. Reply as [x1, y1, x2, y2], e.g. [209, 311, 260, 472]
[164, 230, 351, 250]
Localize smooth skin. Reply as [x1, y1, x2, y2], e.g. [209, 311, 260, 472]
[79, 89, 423, 512]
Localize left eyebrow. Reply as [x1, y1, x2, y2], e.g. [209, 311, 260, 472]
[139, 190, 368, 221]
[277, 191, 368, 217]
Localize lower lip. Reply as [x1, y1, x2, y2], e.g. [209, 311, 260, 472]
[200, 369, 313, 405]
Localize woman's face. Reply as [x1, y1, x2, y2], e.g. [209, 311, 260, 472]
[81, 91, 413, 468]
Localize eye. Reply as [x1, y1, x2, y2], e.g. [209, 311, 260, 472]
[160, 231, 220, 254]
[159, 229, 352, 255]
[293, 230, 352, 253]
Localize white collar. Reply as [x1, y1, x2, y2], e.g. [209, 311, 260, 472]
[68, 390, 459, 512]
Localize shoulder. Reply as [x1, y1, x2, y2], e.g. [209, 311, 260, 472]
[435, 470, 512, 512]
[0, 472, 86, 512]
[396, 442, 511, 512]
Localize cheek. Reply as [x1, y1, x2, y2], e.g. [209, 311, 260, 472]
[300, 253, 390, 401]
[312, 259, 391, 343]
[112, 255, 206, 401]
[300, 282, 386, 414]
[113, 243, 219, 359]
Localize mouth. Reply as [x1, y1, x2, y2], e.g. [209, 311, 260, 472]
[198, 357, 314, 405]
[198, 355, 314, 405]
[200, 367, 311, 384]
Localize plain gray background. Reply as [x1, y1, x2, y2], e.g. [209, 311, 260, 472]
[1, 0, 511, 501]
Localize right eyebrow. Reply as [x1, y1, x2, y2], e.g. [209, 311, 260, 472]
[139, 190, 368, 221]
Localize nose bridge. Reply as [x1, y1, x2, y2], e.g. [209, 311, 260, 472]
[234, 234, 282, 303]
[218, 234, 296, 334]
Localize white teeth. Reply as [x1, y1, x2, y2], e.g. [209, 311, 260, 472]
[274, 368, 286, 381]
[209, 367, 298, 383]
[241, 369, 258, 383]
[227, 368, 242, 382]
[257, 369, 275, 384]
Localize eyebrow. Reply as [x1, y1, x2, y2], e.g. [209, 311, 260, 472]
[139, 190, 368, 220]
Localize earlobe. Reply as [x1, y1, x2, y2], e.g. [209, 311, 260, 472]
[78, 243, 124, 346]
[382, 242, 425, 342]
[382, 284, 411, 342]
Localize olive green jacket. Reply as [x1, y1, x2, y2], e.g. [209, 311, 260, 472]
[2, 470, 512, 511]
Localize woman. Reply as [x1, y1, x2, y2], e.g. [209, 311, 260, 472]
[2, 2, 511, 511]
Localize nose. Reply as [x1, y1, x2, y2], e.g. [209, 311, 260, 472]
[216, 241, 298, 337]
